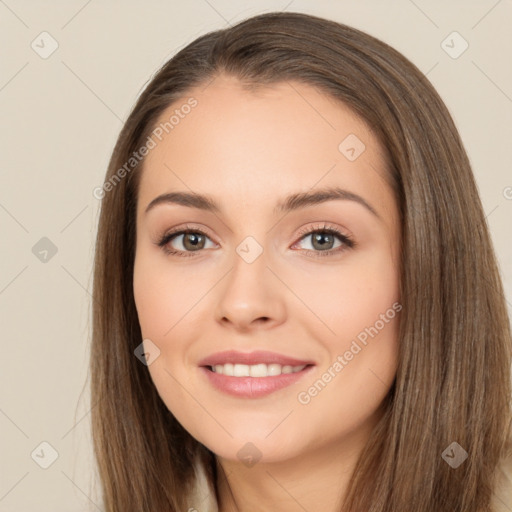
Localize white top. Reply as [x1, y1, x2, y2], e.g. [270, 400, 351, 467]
[188, 456, 218, 512]
[188, 450, 512, 511]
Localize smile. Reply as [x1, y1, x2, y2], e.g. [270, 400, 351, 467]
[198, 350, 315, 398]
[209, 363, 307, 377]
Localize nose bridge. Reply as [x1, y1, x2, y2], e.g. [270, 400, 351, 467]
[214, 236, 285, 328]
[226, 237, 271, 305]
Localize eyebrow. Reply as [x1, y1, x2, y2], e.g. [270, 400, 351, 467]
[144, 186, 381, 220]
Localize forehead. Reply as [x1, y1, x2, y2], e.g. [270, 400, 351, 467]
[137, 75, 392, 220]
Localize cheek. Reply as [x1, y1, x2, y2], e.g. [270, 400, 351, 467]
[291, 249, 400, 405]
[289, 248, 400, 344]
[133, 249, 205, 340]
[133, 252, 206, 428]
[133, 271, 171, 340]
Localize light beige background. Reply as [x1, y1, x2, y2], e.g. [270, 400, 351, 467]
[1, 1, 511, 510]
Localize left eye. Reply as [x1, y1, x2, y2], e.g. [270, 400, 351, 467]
[295, 230, 343, 251]
[292, 227, 354, 256]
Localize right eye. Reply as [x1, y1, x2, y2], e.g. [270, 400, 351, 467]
[157, 227, 217, 257]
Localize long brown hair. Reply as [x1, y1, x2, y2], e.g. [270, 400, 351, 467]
[90, 11, 512, 511]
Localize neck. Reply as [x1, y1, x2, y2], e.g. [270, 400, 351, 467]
[214, 420, 377, 512]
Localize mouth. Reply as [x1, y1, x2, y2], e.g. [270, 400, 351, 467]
[198, 350, 315, 398]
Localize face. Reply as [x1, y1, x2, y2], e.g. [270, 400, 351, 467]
[133, 74, 401, 464]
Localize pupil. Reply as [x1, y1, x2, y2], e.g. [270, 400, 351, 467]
[185, 233, 203, 250]
[313, 233, 333, 250]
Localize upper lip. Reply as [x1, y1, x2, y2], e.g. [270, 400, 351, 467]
[198, 350, 315, 367]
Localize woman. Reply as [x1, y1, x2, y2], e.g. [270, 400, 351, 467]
[90, 11, 512, 511]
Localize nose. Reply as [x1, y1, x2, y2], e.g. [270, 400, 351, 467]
[214, 248, 286, 332]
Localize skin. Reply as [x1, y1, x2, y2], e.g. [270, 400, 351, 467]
[133, 74, 401, 512]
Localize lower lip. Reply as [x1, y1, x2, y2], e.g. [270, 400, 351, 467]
[200, 365, 315, 398]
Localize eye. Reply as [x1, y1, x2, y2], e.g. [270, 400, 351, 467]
[292, 223, 355, 258]
[156, 225, 216, 257]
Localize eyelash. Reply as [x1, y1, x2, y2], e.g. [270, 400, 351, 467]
[156, 223, 356, 259]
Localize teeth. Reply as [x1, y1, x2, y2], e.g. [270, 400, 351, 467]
[212, 363, 306, 377]
[234, 364, 249, 377]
